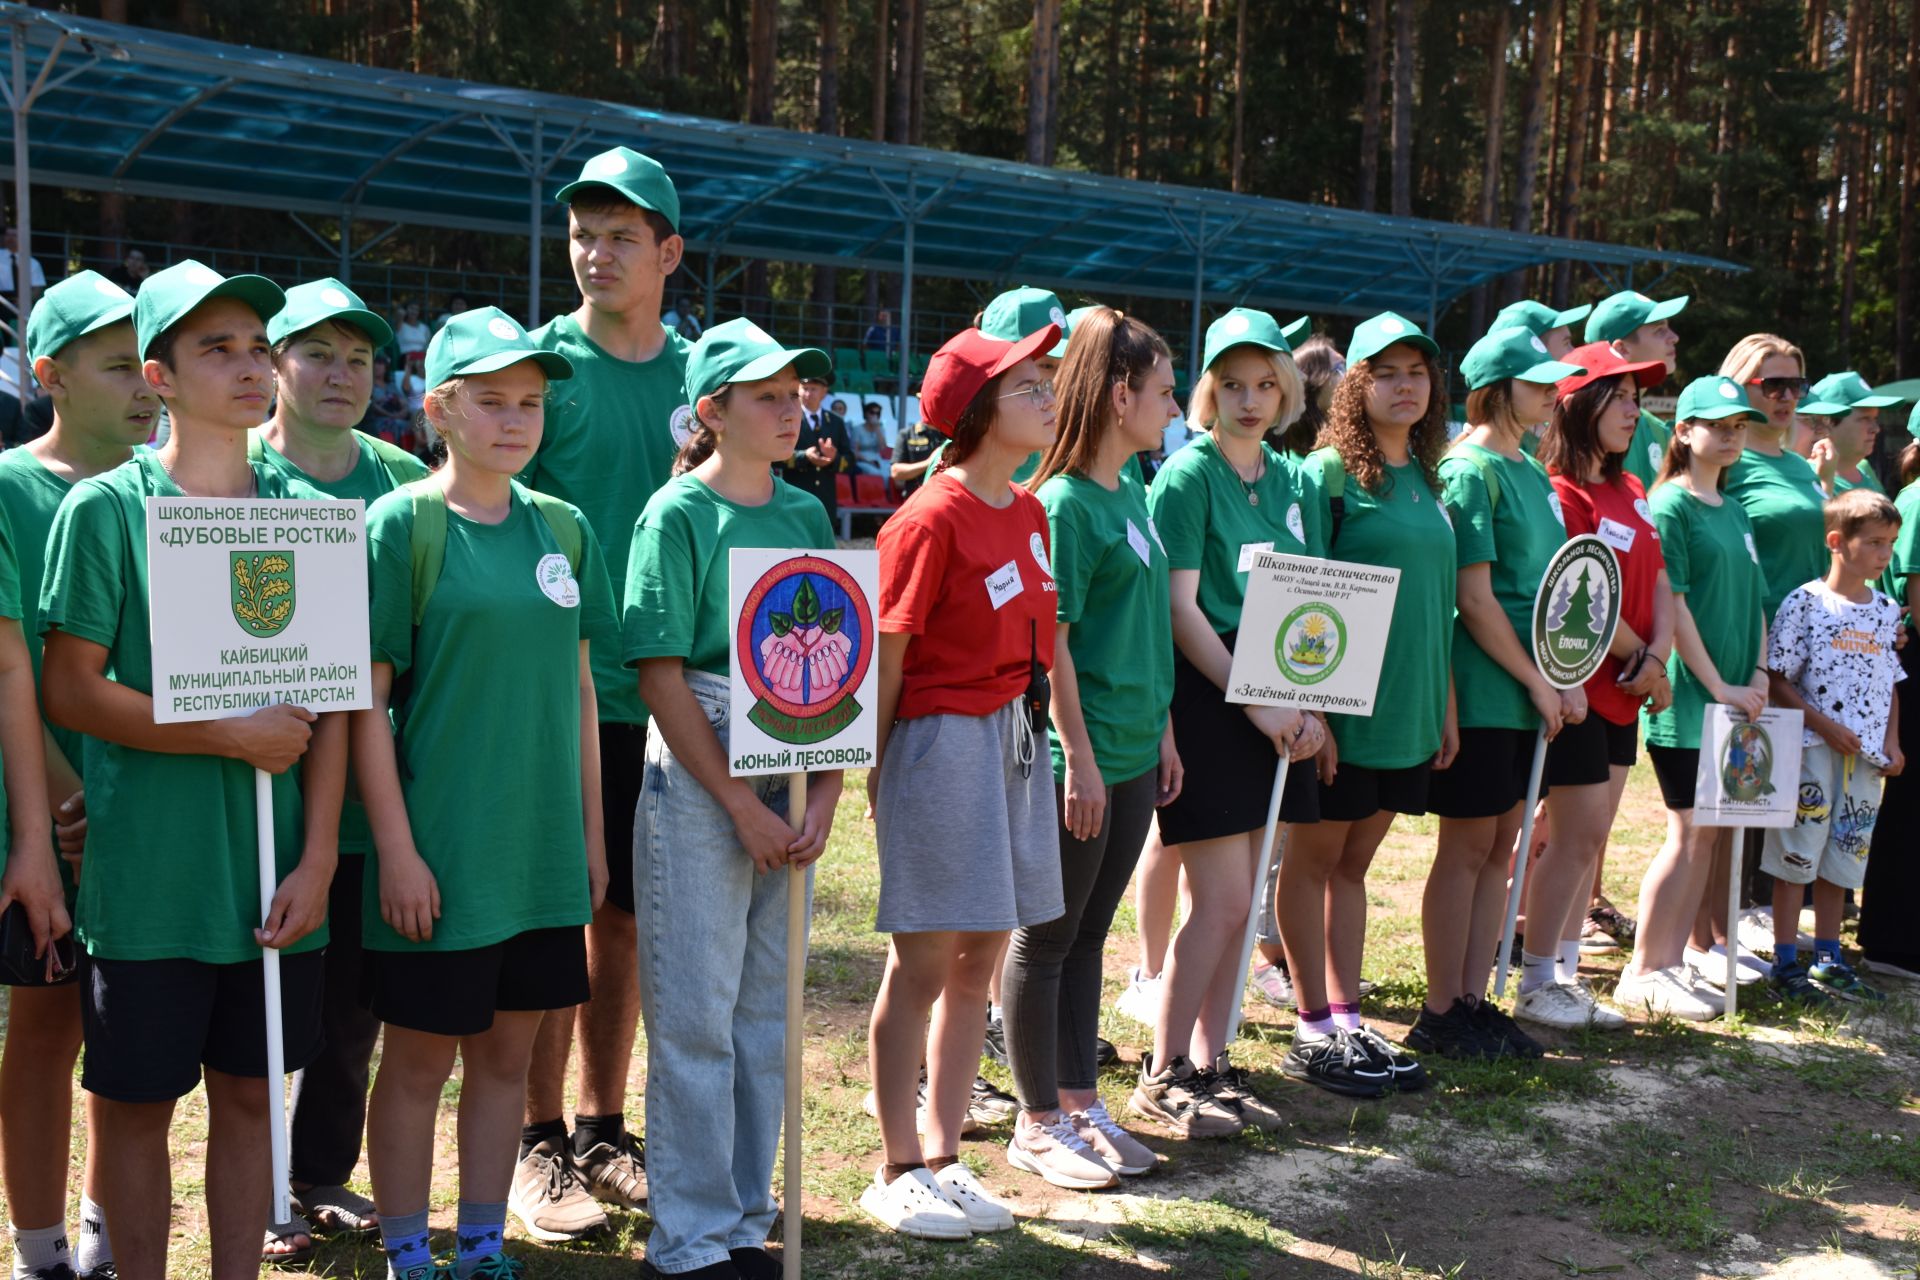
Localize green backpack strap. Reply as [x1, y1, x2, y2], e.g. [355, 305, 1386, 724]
[1309, 446, 1346, 501]
[522, 485, 584, 571]
[1443, 441, 1501, 514]
[246, 428, 265, 465]
[404, 480, 581, 629]
[358, 431, 429, 486]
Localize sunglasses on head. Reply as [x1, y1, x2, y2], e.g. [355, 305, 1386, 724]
[1745, 376, 1810, 400]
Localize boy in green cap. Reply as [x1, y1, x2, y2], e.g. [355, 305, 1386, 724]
[38, 259, 347, 1280]
[1491, 299, 1591, 359]
[255, 277, 429, 1247]
[0, 269, 147, 1280]
[1585, 290, 1688, 489]
[514, 143, 688, 1236]
[1802, 372, 1901, 495]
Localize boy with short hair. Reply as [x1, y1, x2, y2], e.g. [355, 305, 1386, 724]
[38, 259, 347, 1280]
[1763, 487, 1906, 1006]
[0, 269, 151, 1280]
[513, 144, 691, 1237]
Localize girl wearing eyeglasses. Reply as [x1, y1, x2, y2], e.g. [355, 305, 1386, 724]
[1723, 336, 1830, 629]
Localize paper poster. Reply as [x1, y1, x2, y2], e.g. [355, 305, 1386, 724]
[146, 496, 372, 724]
[728, 548, 880, 776]
[1693, 705, 1806, 828]
[1225, 552, 1401, 714]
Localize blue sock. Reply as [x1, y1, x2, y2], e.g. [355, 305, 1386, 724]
[379, 1208, 431, 1280]
[1814, 938, 1843, 967]
[455, 1200, 507, 1276]
[1774, 943, 1800, 973]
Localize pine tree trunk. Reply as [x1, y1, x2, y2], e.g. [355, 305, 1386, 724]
[1026, 0, 1059, 165]
[1598, 22, 1620, 180]
[871, 0, 890, 141]
[747, 0, 775, 123]
[1198, 0, 1216, 180]
[890, 0, 916, 144]
[818, 0, 841, 136]
[1840, 0, 1869, 357]
[1899, 0, 1918, 374]
[1104, 0, 1125, 172]
[1543, 0, 1566, 245]
[1550, 0, 1596, 301]
[909, 0, 926, 144]
[1360, 0, 1386, 209]
[1480, 2, 1510, 228]
[1391, 0, 1416, 215]
[1231, 0, 1249, 191]
[1512, 0, 1554, 235]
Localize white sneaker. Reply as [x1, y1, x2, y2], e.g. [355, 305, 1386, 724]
[1861, 956, 1920, 983]
[930, 1162, 1015, 1233]
[1513, 981, 1597, 1029]
[859, 1167, 971, 1240]
[1685, 944, 1766, 986]
[1614, 966, 1722, 1021]
[1007, 1117, 1118, 1189]
[1115, 966, 1161, 1025]
[1562, 979, 1630, 1030]
[1736, 906, 1816, 957]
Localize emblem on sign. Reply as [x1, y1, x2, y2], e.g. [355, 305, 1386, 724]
[1721, 721, 1777, 803]
[1531, 535, 1622, 689]
[1274, 602, 1347, 685]
[230, 551, 296, 637]
[736, 555, 873, 744]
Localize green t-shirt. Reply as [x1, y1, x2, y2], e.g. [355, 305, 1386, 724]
[1725, 447, 1830, 625]
[36, 452, 327, 963]
[1038, 471, 1173, 783]
[1306, 456, 1458, 769]
[1834, 463, 1886, 495]
[254, 431, 428, 857]
[364, 484, 617, 952]
[1440, 442, 1567, 731]
[1879, 478, 1920, 617]
[521, 315, 692, 725]
[0, 448, 86, 780]
[0, 510, 17, 862]
[1146, 435, 1324, 636]
[1643, 483, 1768, 750]
[622, 475, 836, 677]
[1623, 409, 1673, 491]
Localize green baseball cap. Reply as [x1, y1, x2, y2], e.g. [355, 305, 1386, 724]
[1674, 374, 1766, 423]
[1347, 311, 1439, 366]
[1492, 299, 1592, 337]
[1806, 371, 1902, 412]
[425, 306, 573, 391]
[555, 146, 682, 233]
[1202, 307, 1294, 373]
[982, 286, 1072, 359]
[1459, 326, 1585, 391]
[1282, 316, 1312, 348]
[26, 270, 134, 364]
[268, 278, 395, 349]
[685, 317, 831, 405]
[133, 259, 285, 360]
[1583, 291, 1688, 343]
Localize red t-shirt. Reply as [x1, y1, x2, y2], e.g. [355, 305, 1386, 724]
[1552, 472, 1668, 725]
[879, 471, 1058, 720]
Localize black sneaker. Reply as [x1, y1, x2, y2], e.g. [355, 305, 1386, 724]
[1771, 961, 1840, 1009]
[1281, 1028, 1392, 1098]
[1468, 997, 1546, 1059]
[28, 1266, 77, 1280]
[1405, 998, 1496, 1060]
[1349, 1024, 1428, 1091]
[730, 1246, 780, 1280]
[982, 1015, 1008, 1066]
[1096, 1036, 1118, 1067]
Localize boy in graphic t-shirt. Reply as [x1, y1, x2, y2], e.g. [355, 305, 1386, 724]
[1763, 488, 1906, 1006]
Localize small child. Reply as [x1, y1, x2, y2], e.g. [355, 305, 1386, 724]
[1763, 487, 1906, 1005]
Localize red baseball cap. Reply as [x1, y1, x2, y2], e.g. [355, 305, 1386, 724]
[918, 323, 1062, 433]
[1557, 341, 1667, 398]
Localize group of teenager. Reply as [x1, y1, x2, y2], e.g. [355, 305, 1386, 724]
[0, 137, 1914, 1280]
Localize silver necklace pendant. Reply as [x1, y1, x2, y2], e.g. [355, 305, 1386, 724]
[1248, 490, 1259, 506]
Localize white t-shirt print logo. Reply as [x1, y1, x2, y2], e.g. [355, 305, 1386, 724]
[536, 553, 580, 608]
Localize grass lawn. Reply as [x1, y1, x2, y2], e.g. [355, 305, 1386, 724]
[5, 763, 1917, 1279]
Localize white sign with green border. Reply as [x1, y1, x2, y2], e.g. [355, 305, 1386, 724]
[1225, 552, 1401, 713]
[1531, 534, 1623, 689]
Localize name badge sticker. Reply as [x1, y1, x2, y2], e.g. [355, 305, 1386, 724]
[1126, 519, 1153, 566]
[986, 559, 1025, 611]
[1596, 516, 1637, 554]
[1237, 540, 1276, 573]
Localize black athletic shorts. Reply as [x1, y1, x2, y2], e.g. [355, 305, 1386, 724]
[361, 925, 589, 1037]
[1428, 726, 1549, 820]
[1646, 744, 1701, 811]
[1318, 760, 1433, 823]
[80, 949, 326, 1103]
[601, 721, 648, 915]
[1545, 713, 1639, 788]
[1157, 633, 1318, 844]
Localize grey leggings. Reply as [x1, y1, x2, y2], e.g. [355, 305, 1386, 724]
[1003, 770, 1159, 1112]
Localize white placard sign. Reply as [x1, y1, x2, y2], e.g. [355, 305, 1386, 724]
[728, 548, 880, 777]
[1225, 552, 1402, 713]
[145, 497, 373, 724]
[1693, 705, 1806, 829]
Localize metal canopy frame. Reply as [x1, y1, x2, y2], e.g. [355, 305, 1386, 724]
[0, 3, 1744, 407]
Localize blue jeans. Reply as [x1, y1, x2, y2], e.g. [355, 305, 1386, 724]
[634, 669, 812, 1274]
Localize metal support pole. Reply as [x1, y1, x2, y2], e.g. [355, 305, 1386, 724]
[527, 119, 543, 327]
[897, 174, 915, 432]
[12, 28, 30, 397]
[1188, 210, 1206, 388]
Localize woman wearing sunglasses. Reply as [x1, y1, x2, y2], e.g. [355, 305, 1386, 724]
[1722, 337, 1829, 634]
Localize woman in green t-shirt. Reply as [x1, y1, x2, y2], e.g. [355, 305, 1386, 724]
[1616, 376, 1772, 1022]
[1000, 309, 1179, 1188]
[1139, 308, 1324, 1140]
[623, 319, 844, 1274]
[1420, 321, 1587, 1063]
[1283, 313, 1457, 1097]
[353, 308, 611, 1280]
[1721, 336, 1830, 628]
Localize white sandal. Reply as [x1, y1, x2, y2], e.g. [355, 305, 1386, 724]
[931, 1162, 1015, 1233]
[858, 1167, 971, 1240]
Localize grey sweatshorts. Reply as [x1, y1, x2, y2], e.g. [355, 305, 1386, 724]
[874, 696, 1064, 934]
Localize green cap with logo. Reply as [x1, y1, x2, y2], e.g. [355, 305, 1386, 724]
[684, 317, 831, 405]
[268, 278, 395, 349]
[26, 270, 135, 364]
[982, 286, 1072, 359]
[555, 146, 681, 233]
[425, 306, 573, 391]
[1202, 307, 1295, 373]
[1460, 326, 1585, 391]
[1803, 371, 1902, 414]
[134, 259, 285, 360]
[1281, 316, 1312, 349]
[1492, 299, 1592, 338]
[1347, 311, 1440, 366]
[1675, 374, 1766, 423]
[1583, 291, 1688, 344]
